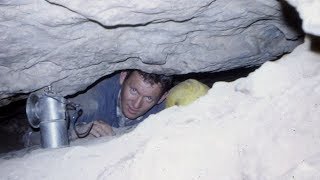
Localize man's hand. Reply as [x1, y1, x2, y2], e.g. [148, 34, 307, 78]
[72, 120, 115, 139]
[90, 120, 115, 137]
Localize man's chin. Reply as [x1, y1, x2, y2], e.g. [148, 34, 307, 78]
[126, 114, 139, 120]
[123, 110, 139, 120]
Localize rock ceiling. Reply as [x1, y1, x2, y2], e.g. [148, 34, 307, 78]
[0, 0, 304, 106]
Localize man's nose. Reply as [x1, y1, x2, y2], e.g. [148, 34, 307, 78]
[133, 96, 143, 109]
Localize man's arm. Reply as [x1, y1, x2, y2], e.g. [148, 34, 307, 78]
[68, 74, 122, 137]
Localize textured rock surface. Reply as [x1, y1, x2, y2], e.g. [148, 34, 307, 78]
[0, 0, 302, 106]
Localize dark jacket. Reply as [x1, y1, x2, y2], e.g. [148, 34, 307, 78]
[69, 73, 165, 128]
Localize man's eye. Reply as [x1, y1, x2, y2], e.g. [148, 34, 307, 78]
[145, 96, 153, 103]
[130, 88, 137, 94]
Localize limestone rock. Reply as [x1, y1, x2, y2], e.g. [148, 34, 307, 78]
[0, 0, 303, 106]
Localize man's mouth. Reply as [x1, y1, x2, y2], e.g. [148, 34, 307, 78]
[127, 106, 138, 115]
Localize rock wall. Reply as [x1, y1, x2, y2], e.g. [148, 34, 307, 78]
[0, 0, 303, 105]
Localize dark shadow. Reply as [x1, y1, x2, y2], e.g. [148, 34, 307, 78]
[310, 35, 320, 53]
[279, 0, 304, 37]
[0, 99, 28, 154]
[173, 66, 259, 87]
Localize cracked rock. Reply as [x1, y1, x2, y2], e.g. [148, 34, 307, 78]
[0, 0, 303, 106]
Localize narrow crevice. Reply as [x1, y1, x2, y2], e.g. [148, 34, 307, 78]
[44, 0, 199, 29]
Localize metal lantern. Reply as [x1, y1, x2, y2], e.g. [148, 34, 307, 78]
[26, 88, 69, 148]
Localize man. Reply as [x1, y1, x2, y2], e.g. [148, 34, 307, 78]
[70, 70, 172, 138]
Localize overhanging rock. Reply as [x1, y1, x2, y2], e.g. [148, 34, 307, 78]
[0, 0, 303, 106]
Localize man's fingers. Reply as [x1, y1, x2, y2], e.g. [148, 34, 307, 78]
[99, 122, 114, 136]
[95, 125, 109, 136]
[90, 128, 101, 137]
[90, 120, 114, 137]
[90, 125, 105, 137]
[74, 120, 114, 138]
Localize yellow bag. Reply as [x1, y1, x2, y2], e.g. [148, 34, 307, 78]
[165, 79, 209, 108]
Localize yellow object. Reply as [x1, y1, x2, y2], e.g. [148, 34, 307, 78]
[165, 79, 210, 108]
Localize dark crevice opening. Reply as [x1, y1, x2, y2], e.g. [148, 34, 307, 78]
[0, 66, 258, 155]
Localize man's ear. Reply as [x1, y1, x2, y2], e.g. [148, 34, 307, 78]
[119, 71, 128, 85]
[157, 92, 168, 104]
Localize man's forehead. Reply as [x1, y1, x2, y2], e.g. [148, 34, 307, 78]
[129, 74, 159, 88]
[128, 71, 161, 87]
[127, 72, 162, 94]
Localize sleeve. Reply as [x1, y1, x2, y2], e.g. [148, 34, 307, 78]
[68, 81, 108, 124]
[67, 74, 120, 126]
[71, 93, 98, 124]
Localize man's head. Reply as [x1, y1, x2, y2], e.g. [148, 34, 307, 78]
[119, 70, 172, 120]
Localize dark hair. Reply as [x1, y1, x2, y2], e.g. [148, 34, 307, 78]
[125, 70, 173, 93]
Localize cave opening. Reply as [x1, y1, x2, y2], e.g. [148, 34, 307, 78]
[0, 66, 259, 155]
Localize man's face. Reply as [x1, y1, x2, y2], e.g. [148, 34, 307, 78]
[120, 71, 165, 120]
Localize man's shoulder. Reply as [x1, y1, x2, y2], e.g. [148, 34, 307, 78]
[93, 73, 121, 106]
[68, 73, 121, 123]
[98, 73, 120, 88]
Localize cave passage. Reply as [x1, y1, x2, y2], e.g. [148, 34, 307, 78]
[0, 66, 258, 155]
